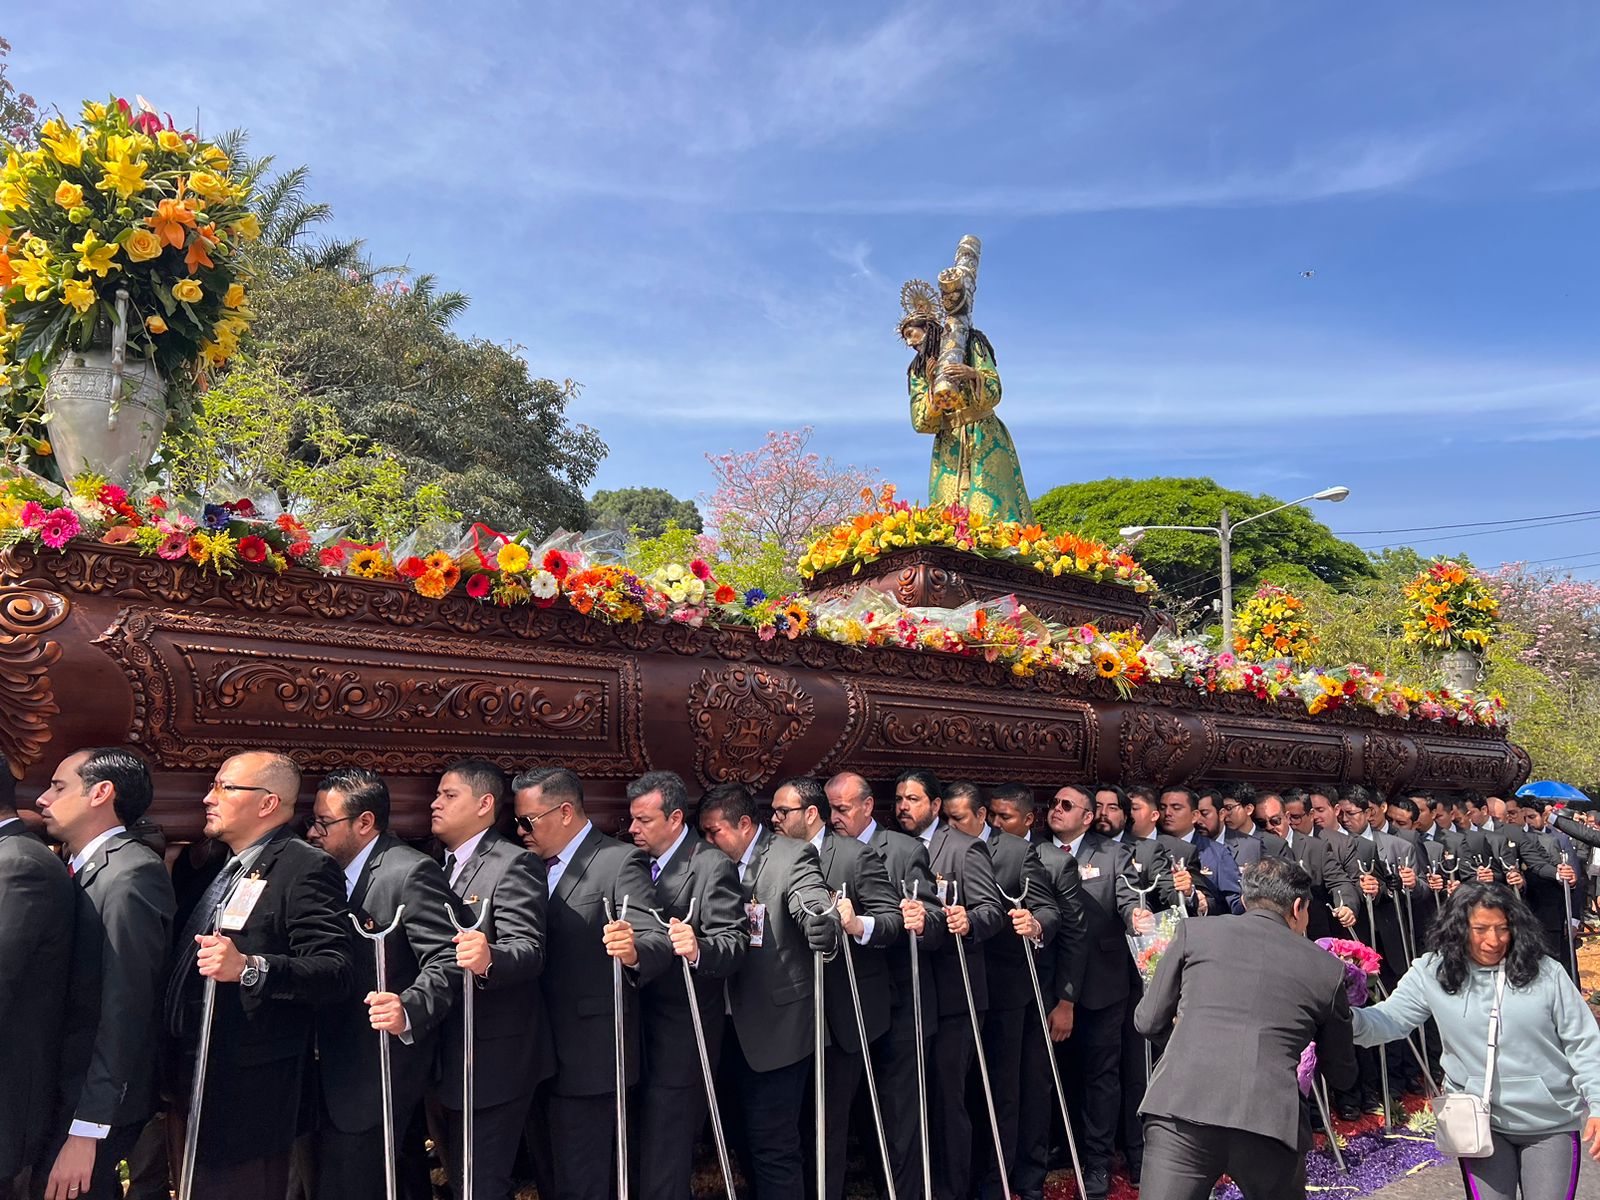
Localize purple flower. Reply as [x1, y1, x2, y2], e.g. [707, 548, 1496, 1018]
[202, 503, 231, 531]
[1297, 1042, 1317, 1096]
[743, 587, 767, 607]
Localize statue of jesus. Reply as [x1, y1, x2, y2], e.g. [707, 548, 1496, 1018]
[898, 236, 1033, 523]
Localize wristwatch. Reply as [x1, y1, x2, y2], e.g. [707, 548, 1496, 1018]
[239, 954, 268, 989]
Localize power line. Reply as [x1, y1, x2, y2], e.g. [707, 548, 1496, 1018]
[1335, 507, 1600, 537]
[1357, 513, 1600, 551]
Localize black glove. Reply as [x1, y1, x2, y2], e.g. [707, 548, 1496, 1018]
[805, 914, 839, 954]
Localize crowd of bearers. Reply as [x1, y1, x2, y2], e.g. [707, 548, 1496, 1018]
[4, 748, 1598, 1200]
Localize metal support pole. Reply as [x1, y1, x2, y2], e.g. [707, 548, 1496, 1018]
[602, 896, 633, 1200]
[448, 896, 489, 1200]
[836, 885, 896, 1200]
[902, 880, 932, 1200]
[1219, 506, 1235, 650]
[1563, 851, 1583, 988]
[178, 903, 227, 1200]
[949, 881, 1010, 1200]
[1313, 1076, 1347, 1173]
[351, 906, 407, 1200]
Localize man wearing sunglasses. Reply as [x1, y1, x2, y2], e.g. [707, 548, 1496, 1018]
[163, 750, 353, 1200]
[514, 767, 672, 1200]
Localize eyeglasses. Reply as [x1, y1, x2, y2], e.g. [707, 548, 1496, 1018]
[513, 806, 566, 835]
[1049, 797, 1091, 814]
[769, 805, 805, 819]
[1262, 815, 1287, 828]
[307, 815, 355, 835]
[210, 780, 270, 796]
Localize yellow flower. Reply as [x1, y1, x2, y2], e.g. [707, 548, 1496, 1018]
[104, 134, 145, 161]
[157, 130, 186, 153]
[199, 340, 230, 366]
[496, 542, 531, 573]
[145, 315, 168, 334]
[14, 256, 52, 301]
[0, 181, 26, 212]
[96, 156, 148, 200]
[124, 228, 163, 263]
[73, 233, 119, 279]
[231, 212, 261, 241]
[81, 101, 108, 123]
[171, 278, 203, 303]
[54, 181, 83, 208]
[188, 172, 228, 203]
[200, 145, 230, 171]
[60, 277, 96, 314]
[224, 282, 246, 308]
[40, 123, 86, 167]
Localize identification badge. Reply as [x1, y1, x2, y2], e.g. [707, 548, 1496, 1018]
[746, 902, 766, 947]
[1081, 865, 1101, 881]
[220, 876, 267, 931]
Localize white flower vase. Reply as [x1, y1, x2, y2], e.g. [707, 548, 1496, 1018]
[1440, 648, 1482, 692]
[41, 289, 167, 487]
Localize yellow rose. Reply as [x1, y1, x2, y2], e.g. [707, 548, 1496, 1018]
[145, 315, 168, 335]
[54, 181, 83, 208]
[189, 172, 227, 202]
[124, 228, 163, 263]
[157, 130, 185, 153]
[224, 282, 246, 309]
[171, 278, 203, 303]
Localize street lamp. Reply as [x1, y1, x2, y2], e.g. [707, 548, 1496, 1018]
[1119, 486, 1350, 650]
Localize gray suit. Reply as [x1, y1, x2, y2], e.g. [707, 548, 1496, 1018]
[1135, 909, 1356, 1199]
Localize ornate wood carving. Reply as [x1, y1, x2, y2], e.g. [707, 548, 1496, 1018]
[1362, 733, 1416, 796]
[1120, 708, 1199, 786]
[1203, 720, 1347, 781]
[0, 585, 69, 778]
[93, 606, 646, 776]
[688, 665, 816, 789]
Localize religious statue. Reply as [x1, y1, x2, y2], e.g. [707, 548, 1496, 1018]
[898, 235, 1033, 523]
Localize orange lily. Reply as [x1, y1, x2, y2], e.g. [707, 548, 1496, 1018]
[148, 197, 197, 249]
[185, 224, 218, 274]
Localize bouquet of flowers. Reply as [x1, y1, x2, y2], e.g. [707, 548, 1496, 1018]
[1402, 559, 1499, 653]
[1126, 906, 1184, 986]
[1315, 936, 1383, 1007]
[1231, 583, 1317, 663]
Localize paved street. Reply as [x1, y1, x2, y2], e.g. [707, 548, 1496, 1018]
[1366, 1150, 1600, 1198]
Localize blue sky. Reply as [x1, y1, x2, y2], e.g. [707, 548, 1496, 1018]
[14, 2, 1600, 575]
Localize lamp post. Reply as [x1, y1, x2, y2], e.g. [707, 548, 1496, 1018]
[1120, 486, 1350, 651]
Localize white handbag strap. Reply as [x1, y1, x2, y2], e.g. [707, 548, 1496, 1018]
[1480, 967, 1507, 1105]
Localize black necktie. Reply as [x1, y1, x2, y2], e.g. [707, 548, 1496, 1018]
[165, 856, 244, 1038]
[443, 851, 458, 883]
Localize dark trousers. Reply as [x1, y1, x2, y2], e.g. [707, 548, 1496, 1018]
[973, 1004, 1025, 1200]
[1140, 1115, 1305, 1200]
[806, 1042, 866, 1200]
[442, 1092, 533, 1200]
[930, 1012, 976, 1200]
[725, 1030, 809, 1200]
[637, 1081, 706, 1200]
[28, 1121, 144, 1200]
[1061, 997, 1125, 1174]
[870, 1020, 931, 1200]
[1117, 987, 1148, 1168]
[313, 1119, 432, 1200]
[532, 1092, 620, 1200]
[191, 1151, 291, 1200]
[1015, 1004, 1058, 1200]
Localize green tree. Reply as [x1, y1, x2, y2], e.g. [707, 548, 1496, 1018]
[1032, 477, 1373, 603]
[589, 487, 702, 538]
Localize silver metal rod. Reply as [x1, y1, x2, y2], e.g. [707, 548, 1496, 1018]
[604, 896, 633, 1200]
[178, 904, 226, 1200]
[448, 896, 489, 1200]
[903, 880, 932, 1200]
[1563, 852, 1582, 987]
[838, 885, 896, 1200]
[949, 881, 1010, 1200]
[351, 906, 407, 1200]
[1313, 1075, 1347, 1173]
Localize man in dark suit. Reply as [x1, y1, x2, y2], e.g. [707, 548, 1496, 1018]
[1134, 858, 1357, 1200]
[1127, 786, 1215, 916]
[700, 784, 837, 1200]
[431, 758, 553, 1200]
[1513, 796, 1581, 975]
[771, 776, 901, 1200]
[824, 772, 945, 1200]
[1042, 783, 1144, 1200]
[34, 748, 175, 1200]
[1158, 788, 1242, 915]
[985, 784, 1086, 1200]
[513, 767, 672, 1200]
[1259, 792, 1353, 942]
[305, 767, 461, 1200]
[1218, 787, 1269, 868]
[1, 760, 93, 1194]
[893, 770, 1006, 1200]
[627, 770, 748, 1200]
[163, 751, 353, 1200]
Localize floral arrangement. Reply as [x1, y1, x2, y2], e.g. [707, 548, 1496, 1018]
[1317, 937, 1383, 1006]
[797, 484, 1155, 593]
[1126, 907, 1183, 986]
[0, 480, 1512, 729]
[0, 96, 259, 406]
[1232, 583, 1317, 663]
[1402, 559, 1499, 654]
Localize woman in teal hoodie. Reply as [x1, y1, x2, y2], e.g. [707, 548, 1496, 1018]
[1354, 880, 1600, 1199]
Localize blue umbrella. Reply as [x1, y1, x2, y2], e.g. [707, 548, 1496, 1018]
[1517, 780, 1593, 802]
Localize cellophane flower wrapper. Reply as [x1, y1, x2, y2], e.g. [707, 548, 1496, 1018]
[1126, 906, 1184, 987]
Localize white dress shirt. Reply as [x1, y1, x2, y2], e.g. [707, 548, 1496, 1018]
[653, 825, 689, 878]
[444, 828, 489, 889]
[545, 821, 593, 891]
[343, 835, 379, 900]
[810, 828, 873, 944]
[70, 825, 126, 877]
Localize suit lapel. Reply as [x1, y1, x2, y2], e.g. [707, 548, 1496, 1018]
[818, 830, 836, 882]
[555, 825, 601, 905]
[350, 833, 391, 911]
[658, 836, 696, 909]
[76, 829, 133, 890]
[453, 829, 498, 901]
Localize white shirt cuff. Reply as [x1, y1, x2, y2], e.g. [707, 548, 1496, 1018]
[854, 915, 876, 945]
[69, 1120, 111, 1139]
[398, 1010, 414, 1046]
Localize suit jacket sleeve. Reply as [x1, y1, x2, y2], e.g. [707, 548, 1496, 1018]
[1132, 918, 1188, 1038]
[1519, 833, 1560, 883]
[614, 850, 673, 984]
[1049, 854, 1088, 1005]
[1554, 814, 1600, 851]
[0, 851, 65, 1035]
[1321, 840, 1356, 909]
[1111, 843, 1141, 929]
[854, 843, 904, 948]
[398, 857, 466, 1037]
[783, 844, 837, 950]
[958, 837, 1006, 942]
[482, 852, 546, 989]
[249, 850, 354, 1010]
[689, 853, 748, 980]
[905, 845, 947, 951]
[1021, 846, 1060, 947]
[76, 861, 173, 1124]
[1315, 978, 1358, 1092]
[55, 885, 104, 1127]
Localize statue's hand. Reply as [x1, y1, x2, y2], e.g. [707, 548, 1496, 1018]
[940, 363, 982, 386]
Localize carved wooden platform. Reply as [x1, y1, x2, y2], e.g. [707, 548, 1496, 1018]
[1, 542, 1527, 839]
[804, 546, 1154, 632]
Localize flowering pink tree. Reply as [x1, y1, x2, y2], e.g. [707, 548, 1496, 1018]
[704, 427, 880, 557]
[1485, 563, 1600, 693]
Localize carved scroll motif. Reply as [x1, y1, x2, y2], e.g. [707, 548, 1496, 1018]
[688, 665, 816, 789]
[0, 586, 69, 778]
[1120, 708, 1196, 786]
[1210, 727, 1346, 779]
